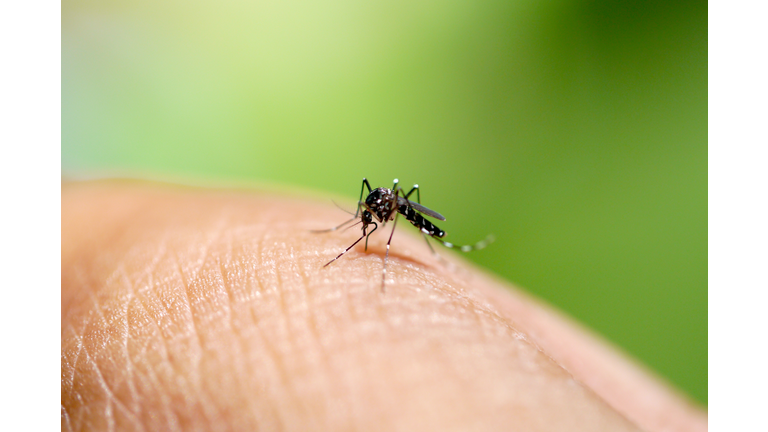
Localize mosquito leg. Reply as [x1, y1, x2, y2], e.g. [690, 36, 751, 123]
[433, 235, 495, 252]
[381, 189, 402, 292]
[403, 184, 421, 204]
[421, 232, 437, 255]
[362, 178, 373, 194]
[355, 178, 373, 218]
[381, 215, 400, 292]
[323, 225, 372, 267]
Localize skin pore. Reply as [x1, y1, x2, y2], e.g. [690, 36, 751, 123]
[62, 180, 706, 431]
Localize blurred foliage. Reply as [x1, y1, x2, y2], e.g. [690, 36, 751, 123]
[63, 0, 707, 404]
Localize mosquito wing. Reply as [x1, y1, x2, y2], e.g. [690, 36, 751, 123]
[397, 196, 446, 221]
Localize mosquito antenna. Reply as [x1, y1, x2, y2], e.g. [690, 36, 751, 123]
[310, 216, 357, 233]
[342, 220, 363, 232]
[331, 200, 357, 216]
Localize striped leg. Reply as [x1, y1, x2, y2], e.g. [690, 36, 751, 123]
[323, 222, 378, 267]
[381, 187, 402, 292]
[433, 235, 495, 252]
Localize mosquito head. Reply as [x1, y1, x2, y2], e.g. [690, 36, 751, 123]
[361, 210, 374, 225]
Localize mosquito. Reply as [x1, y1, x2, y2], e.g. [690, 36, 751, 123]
[313, 178, 493, 291]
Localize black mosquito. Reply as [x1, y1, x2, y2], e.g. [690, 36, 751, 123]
[313, 178, 492, 291]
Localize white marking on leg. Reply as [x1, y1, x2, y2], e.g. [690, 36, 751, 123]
[382, 242, 391, 291]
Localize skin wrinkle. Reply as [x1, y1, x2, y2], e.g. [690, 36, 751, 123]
[168, 224, 228, 428]
[297, 250, 340, 429]
[86, 278, 145, 430]
[326, 263, 390, 424]
[331, 274, 368, 430]
[427, 268, 583, 393]
[416, 270, 508, 340]
[69, 391, 85, 432]
[447, 269, 583, 370]
[346, 251, 633, 429]
[247, 289, 288, 431]
[261, 291, 306, 429]
[268, 240, 305, 424]
[62, 405, 72, 432]
[352, 287, 383, 430]
[217, 256, 238, 337]
[172, 252, 207, 376]
[132, 251, 195, 430]
[156, 285, 200, 430]
[192, 280, 232, 430]
[200, 279, 240, 428]
[277, 247, 329, 427]
[123, 246, 188, 429]
[130, 284, 172, 369]
[133, 235, 169, 299]
[322, 268, 364, 428]
[334, 282, 381, 428]
[249, 225, 303, 430]
[81, 294, 135, 430]
[116, 267, 142, 419]
[285, 249, 329, 427]
[73, 328, 137, 431]
[63, 312, 93, 431]
[65, 319, 86, 404]
[70, 310, 103, 424]
[212, 248, 257, 429]
[62, 182, 706, 431]
[126, 298, 176, 430]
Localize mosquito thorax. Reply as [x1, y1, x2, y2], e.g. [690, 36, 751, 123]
[364, 187, 397, 221]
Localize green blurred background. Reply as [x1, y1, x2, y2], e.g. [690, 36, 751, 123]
[62, 0, 707, 404]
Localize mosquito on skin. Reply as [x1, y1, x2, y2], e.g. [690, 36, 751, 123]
[313, 178, 493, 291]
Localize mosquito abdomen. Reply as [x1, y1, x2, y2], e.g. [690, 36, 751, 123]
[399, 204, 445, 238]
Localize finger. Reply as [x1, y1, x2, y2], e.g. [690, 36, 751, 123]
[62, 180, 704, 432]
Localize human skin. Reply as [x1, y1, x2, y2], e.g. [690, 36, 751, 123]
[62, 180, 707, 432]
